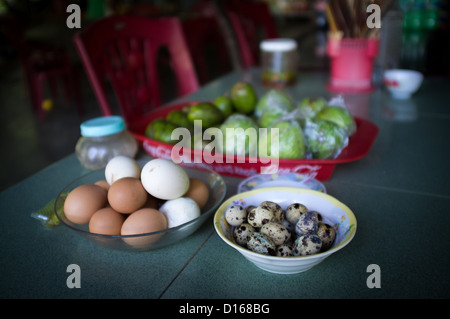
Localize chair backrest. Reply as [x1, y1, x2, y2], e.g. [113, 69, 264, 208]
[126, 3, 162, 17]
[225, 0, 279, 68]
[1, 14, 70, 76]
[74, 15, 199, 123]
[0, 14, 29, 57]
[182, 15, 231, 84]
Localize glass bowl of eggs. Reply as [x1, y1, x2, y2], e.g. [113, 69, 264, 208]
[54, 157, 226, 251]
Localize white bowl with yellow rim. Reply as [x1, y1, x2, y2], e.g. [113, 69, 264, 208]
[213, 187, 357, 274]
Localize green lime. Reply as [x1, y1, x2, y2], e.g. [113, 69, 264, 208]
[230, 82, 258, 114]
[297, 97, 327, 119]
[255, 89, 294, 118]
[304, 120, 346, 159]
[145, 118, 178, 144]
[214, 96, 234, 118]
[259, 120, 305, 159]
[187, 102, 224, 128]
[219, 114, 259, 156]
[166, 109, 191, 128]
[145, 118, 166, 139]
[314, 106, 356, 136]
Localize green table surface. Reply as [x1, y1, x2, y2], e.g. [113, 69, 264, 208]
[1, 68, 449, 300]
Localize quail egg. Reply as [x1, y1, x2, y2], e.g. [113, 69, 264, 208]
[260, 222, 291, 246]
[225, 204, 247, 226]
[245, 205, 256, 215]
[316, 223, 336, 252]
[276, 244, 293, 257]
[247, 232, 276, 255]
[233, 223, 255, 246]
[295, 211, 320, 236]
[260, 201, 284, 222]
[247, 205, 275, 228]
[286, 203, 308, 225]
[293, 234, 322, 256]
[280, 218, 295, 233]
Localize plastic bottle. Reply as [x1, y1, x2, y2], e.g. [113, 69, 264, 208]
[377, 1, 404, 71]
[75, 116, 138, 170]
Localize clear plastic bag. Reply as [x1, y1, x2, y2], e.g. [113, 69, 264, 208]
[303, 119, 349, 159]
[262, 94, 354, 159]
[31, 194, 67, 228]
[259, 120, 306, 159]
[255, 89, 295, 127]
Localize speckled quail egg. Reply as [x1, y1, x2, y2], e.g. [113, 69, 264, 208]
[225, 204, 247, 226]
[260, 222, 291, 246]
[280, 218, 295, 233]
[295, 211, 320, 236]
[247, 232, 276, 255]
[286, 203, 308, 225]
[260, 201, 284, 222]
[316, 223, 336, 252]
[293, 234, 322, 256]
[233, 223, 255, 246]
[276, 244, 293, 257]
[315, 211, 323, 223]
[245, 205, 256, 215]
[247, 205, 275, 228]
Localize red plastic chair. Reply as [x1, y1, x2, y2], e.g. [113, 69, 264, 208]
[182, 15, 232, 84]
[225, 0, 279, 68]
[0, 15, 82, 121]
[125, 3, 162, 17]
[74, 15, 199, 123]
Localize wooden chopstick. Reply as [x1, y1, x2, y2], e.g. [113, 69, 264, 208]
[337, 0, 355, 38]
[325, 1, 338, 33]
[329, 0, 351, 38]
[359, 0, 395, 38]
[326, 0, 395, 39]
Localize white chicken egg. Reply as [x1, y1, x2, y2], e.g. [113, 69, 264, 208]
[105, 156, 141, 185]
[140, 158, 190, 200]
[159, 197, 200, 228]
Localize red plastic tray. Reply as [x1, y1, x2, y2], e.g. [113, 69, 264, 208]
[129, 102, 379, 180]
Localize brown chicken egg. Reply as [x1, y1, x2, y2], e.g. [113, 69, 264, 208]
[121, 208, 168, 248]
[142, 194, 159, 209]
[184, 178, 209, 208]
[89, 207, 125, 235]
[64, 184, 108, 224]
[94, 180, 110, 191]
[107, 177, 148, 214]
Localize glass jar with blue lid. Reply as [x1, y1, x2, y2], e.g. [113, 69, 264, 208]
[75, 116, 138, 170]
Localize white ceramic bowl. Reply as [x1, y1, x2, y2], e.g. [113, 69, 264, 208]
[213, 187, 357, 274]
[384, 69, 423, 99]
[238, 172, 326, 193]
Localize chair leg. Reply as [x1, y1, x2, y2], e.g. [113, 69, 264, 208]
[33, 76, 45, 121]
[65, 69, 83, 115]
[48, 77, 59, 101]
[61, 73, 72, 106]
[72, 70, 83, 115]
[23, 69, 39, 112]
